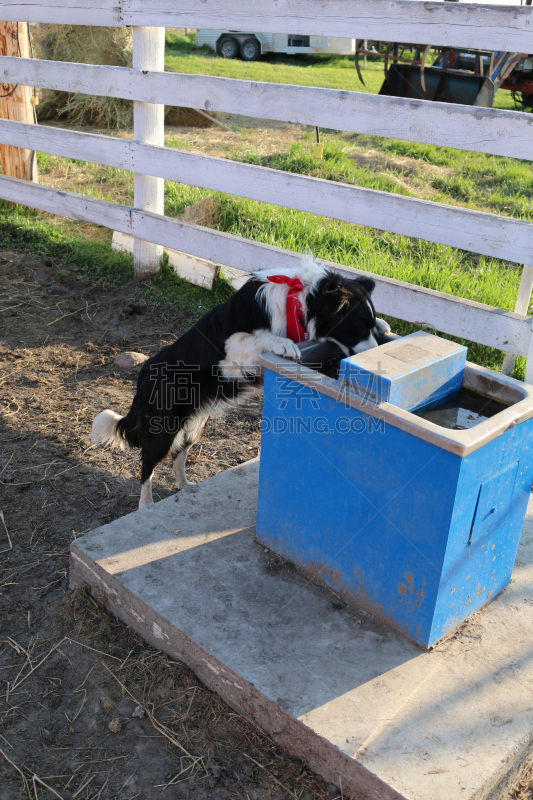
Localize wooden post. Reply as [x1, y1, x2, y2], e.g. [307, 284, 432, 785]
[0, 22, 37, 182]
[525, 317, 533, 384]
[502, 263, 533, 378]
[132, 26, 165, 280]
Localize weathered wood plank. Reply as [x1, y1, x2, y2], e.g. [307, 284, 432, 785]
[0, 173, 131, 230]
[0, 173, 528, 355]
[122, 0, 533, 52]
[0, 0, 122, 26]
[129, 143, 533, 267]
[0, 118, 531, 266]
[0, 118, 130, 164]
[0, 0, 531, 51]
[2, 57, 532, 161]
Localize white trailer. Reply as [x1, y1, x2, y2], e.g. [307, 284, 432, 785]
[195, 30, 355, 61]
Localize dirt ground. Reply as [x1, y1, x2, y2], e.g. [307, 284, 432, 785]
[0, 251, 341, 800]
[2, 249, 533, 800]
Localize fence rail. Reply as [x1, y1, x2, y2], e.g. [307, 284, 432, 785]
[1, 173, 529, 357]
[0, 118, 530, 265]
[2, 57, 533, 161]
[0, 0, 531, 51]
[0, 1, 531, 378]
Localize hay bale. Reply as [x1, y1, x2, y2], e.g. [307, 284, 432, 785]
[33, 25, 219, 129]
[33, 25, 133, 128]
[34, 25, 133, 128]
[34, 24, 132, 66]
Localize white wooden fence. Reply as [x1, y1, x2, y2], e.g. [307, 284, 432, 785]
[0, 0, 532, 377]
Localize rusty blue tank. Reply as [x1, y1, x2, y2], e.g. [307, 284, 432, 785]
[256, 332, 533, 648]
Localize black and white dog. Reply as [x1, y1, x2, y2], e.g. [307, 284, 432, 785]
[92, 258, 388, 509]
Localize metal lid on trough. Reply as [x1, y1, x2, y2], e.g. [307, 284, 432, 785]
[339, 331, 467, 412]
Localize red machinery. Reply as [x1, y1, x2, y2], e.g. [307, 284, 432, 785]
[500, 55, 533, 109]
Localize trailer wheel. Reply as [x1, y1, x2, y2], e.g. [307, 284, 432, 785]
[217, 36, 239, 59]
[241, 38, 261, 61]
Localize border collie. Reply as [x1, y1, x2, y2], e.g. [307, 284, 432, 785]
[92, 258, 388, 509]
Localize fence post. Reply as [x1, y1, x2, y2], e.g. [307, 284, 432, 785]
[502, 263, 533, 378]
[132, 26, 165, 281]
[525, 320, 533, 384]
[0, 21, 37, 182]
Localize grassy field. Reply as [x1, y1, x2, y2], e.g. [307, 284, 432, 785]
[165, 30, 518, 111]
[0, 32, 529, 374]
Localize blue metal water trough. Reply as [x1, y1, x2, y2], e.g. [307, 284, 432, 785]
[256, 332, 533, 648]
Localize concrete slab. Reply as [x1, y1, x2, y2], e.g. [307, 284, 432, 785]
[70, 458, 533, 800]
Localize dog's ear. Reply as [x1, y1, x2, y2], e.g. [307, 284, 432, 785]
[320, 274, 354, 297]
[319, 275, 342, 294]
[356, 276, 376, 296]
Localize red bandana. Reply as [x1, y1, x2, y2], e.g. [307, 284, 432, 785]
[267, 275, 309, 343]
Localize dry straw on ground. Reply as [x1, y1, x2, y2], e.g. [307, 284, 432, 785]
[33, 25, 217, 128]
[0, 254, 332, 800]
[180, 198, 222, 227]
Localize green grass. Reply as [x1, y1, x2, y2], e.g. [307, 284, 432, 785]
[236, 137, 533, 220]
[165, 49, 387, 93]
[349, 137, 533, 219]
[164, 37, 516, 110]
[165, 30, 205, 53]
[0, 201, 233, 321]
[0, 202, 132, 283]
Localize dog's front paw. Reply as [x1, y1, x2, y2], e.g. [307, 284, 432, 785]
[271, 339, 301, 361]
[374, 318, 391, 335]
